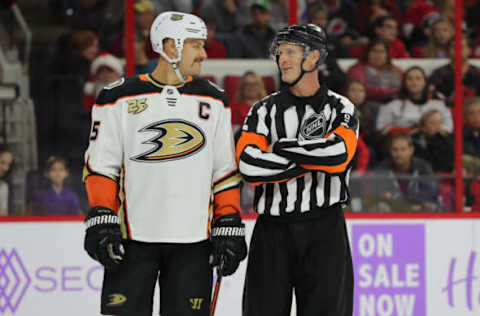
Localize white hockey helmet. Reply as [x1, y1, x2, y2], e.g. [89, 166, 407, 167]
[150, 11, 207, 81]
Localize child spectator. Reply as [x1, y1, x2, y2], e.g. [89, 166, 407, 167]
[32, 156, 81, 215]
[231, 71, 267, 133]
[0, 147, 14, 216]
[377, 66, 453, 136]
[411, 15, 453, 58]
[345, 79, 379, 148]
[345, 80, 376, 168]
[411, 109, 454, 173]
[347, 39, 403, 103]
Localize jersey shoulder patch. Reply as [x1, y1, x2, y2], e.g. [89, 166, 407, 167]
[96, 76, 158, 106]
[182, 77, 230, 108]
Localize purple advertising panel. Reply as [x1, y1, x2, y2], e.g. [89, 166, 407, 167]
[352, 224, 426, 316]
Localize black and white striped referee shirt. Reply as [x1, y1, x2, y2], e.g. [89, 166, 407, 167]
[236, 84, 359, 218]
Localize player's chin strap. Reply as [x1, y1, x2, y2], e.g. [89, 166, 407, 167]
[158, 50, 186, 83]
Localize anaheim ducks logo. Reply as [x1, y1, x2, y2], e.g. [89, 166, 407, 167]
[106, 294, 127, 306]
[170, 13, 184, 21]
[132, 119, 206, 162]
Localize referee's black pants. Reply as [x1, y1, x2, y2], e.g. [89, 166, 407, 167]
[242, 207, 353, 316]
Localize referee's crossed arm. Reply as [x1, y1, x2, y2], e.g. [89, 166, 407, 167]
[236, 92, 359, 216]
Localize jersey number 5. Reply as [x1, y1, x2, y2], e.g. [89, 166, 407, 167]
[90, 121, 101, 141]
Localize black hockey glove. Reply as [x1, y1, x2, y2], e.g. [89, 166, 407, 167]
[210, 213, 247, 276]
[84, 206, 125, 269]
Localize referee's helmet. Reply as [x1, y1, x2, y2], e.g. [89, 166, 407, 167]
[270, 24, 328, 67]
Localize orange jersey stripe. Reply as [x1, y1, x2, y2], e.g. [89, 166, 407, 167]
[236, 131, 268, 164]
[300, 125, 357, 172]
[213, 187, 240, 220]
[85, 175, 120, 212]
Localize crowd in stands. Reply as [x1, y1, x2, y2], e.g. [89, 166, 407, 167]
[3, 0, 480, 215]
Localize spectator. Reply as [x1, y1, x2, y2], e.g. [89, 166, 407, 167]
[227, 2, 276, 58]
[68, 0, 121, 52]
[355, 0, 403, 37]
[0, 147, 14, 216]
[436, 0, 455, 22]
[316, 0, 355, 38]
[308, 3, 351, 58]
[464, 155, 480, 212]
[134, 40, 157, 74]
[411, 109, 454, 173]
[402, 0, 438, 43]
[370, 15, 410, 58]
[429, 35, 480, 107]
[269, 0, 289, 30]
[152, 0, 193, 13]
[376, 66, 453, 136]
[83, 52, 124, 111]
[54, 30, 99, 83]
[204, 17, 227, 58]
[231, 70, 267, 133]
[345, 79, 379, 152]
[411, 15, 453, 58]
[464, 97, 480, 159]
[347, 39, 403, 103]
[353, 135, 371, 174]
[200, 0, 251, 39]
[373, 133, 440, 212]
[32, 156, 81, 215]
[343, 81, 372, 173]
[112, 0, 157, 58]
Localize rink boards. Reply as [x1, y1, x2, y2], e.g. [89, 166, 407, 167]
[0, 214, 479, 316]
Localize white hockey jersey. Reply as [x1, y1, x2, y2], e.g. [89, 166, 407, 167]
[84, 74, 240, 243]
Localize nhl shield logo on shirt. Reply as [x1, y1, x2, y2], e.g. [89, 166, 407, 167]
[300, 112, 327, 140]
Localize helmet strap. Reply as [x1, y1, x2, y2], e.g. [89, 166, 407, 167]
[285, 57, 317, 87]
[158, 46, 186, 83]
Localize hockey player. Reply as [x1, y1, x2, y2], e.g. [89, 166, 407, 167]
[237, 24, 356, 316]
[82, 11, 247, 316]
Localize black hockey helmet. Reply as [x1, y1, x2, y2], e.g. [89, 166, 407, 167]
[270, 24, 328, 68]
[270, 24, 328, 86]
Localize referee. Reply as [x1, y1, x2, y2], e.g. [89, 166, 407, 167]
[237, 24, 356, 316]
